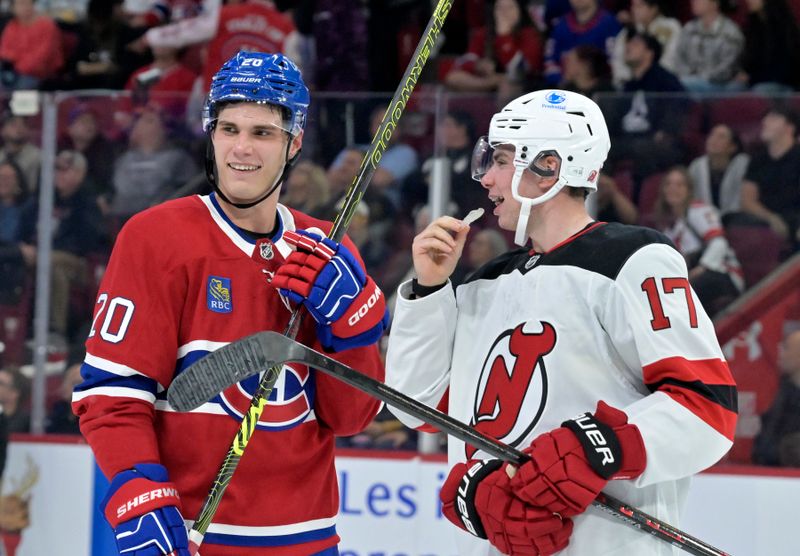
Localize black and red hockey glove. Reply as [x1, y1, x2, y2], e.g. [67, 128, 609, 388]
[510, 401, 647, 517]
[440, 459, 573, 556]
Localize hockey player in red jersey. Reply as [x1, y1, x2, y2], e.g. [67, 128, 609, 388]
[385, 89, 737, 555]
[72, 51, 388, 556]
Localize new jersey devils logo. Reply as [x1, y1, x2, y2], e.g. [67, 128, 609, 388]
[467, 322, 556, 459]
[218, 363, 315, 431]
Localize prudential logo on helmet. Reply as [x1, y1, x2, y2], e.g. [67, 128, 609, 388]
[545, 92, 566, 105]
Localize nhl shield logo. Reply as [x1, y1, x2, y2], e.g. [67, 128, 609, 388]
[259, 240, 274, 260]
[207, 276, 232, 313]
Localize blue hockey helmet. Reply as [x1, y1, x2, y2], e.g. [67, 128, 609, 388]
[202, 51, 309, 136]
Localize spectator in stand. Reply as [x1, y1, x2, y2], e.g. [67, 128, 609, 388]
[292, 0, 369, 91]
[0, 160, 28, 248]
[404, 110, 490, 219]
[688, 124, 750, 216]
[543, 0, 621, 86]
[19, 150, 108, 347]
[279, 160, 330, 219]
[132, 0, 301, 92]
[330, 105, 418, 212]
[737, 0, 800, 93]
[335, 199, 388, 286]
[444, 0, 544, 103]
[0, 115, 40, 194]
[605, 30, 687, 203]
[644, 166, 744, 315]
[105, 104, 198, 225]
[45, 362, 82, 435]
[0, 0, 63, 90]
[125, 45, 198, 120]
[464, 228, 509, 278]
[71, 0, 150, 90]
[740, 106, 800, 251]
[320, 145, 365, 218]
[673, 0, 745, 93]
[753, 330, 800, 467]
[0, 160, 30, 305]
[0, 366, 29, 433]
[591, 172, 639, 224]
[58, 104, 120, 199]
[560, 44, 614, 98]
[610, 0, 682, 88]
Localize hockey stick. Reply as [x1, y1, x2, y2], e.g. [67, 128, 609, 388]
[181, 1, 454, 553]
[168, 332, 731, 556]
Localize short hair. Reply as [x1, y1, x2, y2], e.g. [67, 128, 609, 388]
[446, 110, 477, 140]
[766, 105, 800, 131]
[570, 44, 611, 80]
[56, 150, 88, 175]
[627, 29, 663, 61]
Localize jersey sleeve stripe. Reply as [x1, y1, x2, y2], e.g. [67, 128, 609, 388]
[648, 381, 737, 441]
[73, 361, 160, 403]
[643, 357, 737, 440]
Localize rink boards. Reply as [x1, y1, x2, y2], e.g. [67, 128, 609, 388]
[3, 436, 798, 555]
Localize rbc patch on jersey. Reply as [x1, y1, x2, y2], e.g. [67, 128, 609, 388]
[207, 276, 233, 313]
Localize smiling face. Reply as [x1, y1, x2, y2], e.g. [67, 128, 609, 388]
[212, 102, 302, 206]
[661, 169, 692, 209]
[479, 144, 547, 232]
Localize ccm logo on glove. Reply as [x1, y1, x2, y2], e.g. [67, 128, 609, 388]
[116, 485, 181, 519]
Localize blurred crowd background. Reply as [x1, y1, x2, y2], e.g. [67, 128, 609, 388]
[0, 0, 799, 472]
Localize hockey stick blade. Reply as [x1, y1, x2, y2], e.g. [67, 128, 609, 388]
[168, 333, 283, 411]
[172, 331, 730, 556]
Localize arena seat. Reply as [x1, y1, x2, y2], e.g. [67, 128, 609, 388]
[725, 223, 784, 288]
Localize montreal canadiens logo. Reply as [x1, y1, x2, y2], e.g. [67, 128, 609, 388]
[219, 363, 315, 431]
[467, 321, 556, 459]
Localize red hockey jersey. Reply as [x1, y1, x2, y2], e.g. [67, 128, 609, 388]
[73, 193, 384, 555]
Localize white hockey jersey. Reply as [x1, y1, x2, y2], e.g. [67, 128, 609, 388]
[386, 222, 736, 556]
[661, 201, 744, 291]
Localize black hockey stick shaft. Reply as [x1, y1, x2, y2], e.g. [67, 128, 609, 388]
[184, 2, 454, 552]
[220, 332, 730, 556]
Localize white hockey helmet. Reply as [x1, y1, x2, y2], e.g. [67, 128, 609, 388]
[472, 90, 611, 245]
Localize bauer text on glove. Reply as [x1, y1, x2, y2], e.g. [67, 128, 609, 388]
[510, 401, 647, 517]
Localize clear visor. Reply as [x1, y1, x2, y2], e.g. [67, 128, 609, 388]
[470, 136, 559, 181]
[202, 100, 295, 135]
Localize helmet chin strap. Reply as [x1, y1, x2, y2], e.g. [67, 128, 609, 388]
[205, 135, 300, 210]
[511, 166, 567, 247]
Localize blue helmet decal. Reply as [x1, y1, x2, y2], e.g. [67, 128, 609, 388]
[203, 51, 310, 136]
[545, 91, 566, 105]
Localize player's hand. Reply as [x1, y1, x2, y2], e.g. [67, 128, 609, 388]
[272, 230, 389, 352]
[102, 463, 190, 556]
[440, 459, 573, 556]
[412, 216, 470, 287]
[511, 401, 647, 517]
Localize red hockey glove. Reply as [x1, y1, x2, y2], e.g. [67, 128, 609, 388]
[440, 459, 573, 556]
[510, 401, 647, 517]
[102, 463, 190, 556]
[272, 230, 389, 352]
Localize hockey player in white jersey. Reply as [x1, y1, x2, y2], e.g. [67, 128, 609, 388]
[385, 90, 737, 555]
